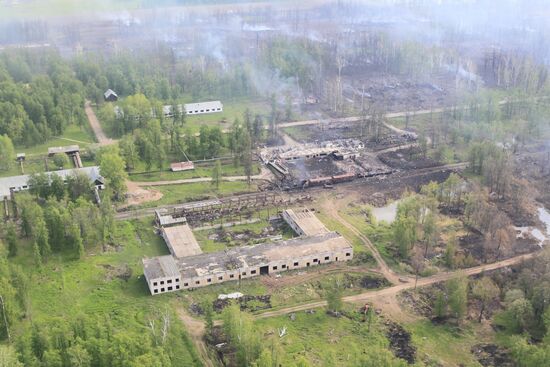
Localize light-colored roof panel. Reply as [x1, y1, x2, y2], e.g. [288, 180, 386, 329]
[162, 224, 202, 258]
[283, 208, 329, 236]
[184, 101, 223, 112]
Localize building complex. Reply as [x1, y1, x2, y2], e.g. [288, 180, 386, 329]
[143, 207, 353, 295]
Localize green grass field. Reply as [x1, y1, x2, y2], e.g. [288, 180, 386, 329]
[138, 181, 257, 208]
[15, 124, 96, 156]
[128, 162, 261, 182]
[253, 308, 486, 366]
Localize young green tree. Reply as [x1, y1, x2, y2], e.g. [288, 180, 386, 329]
[0, 134, 15, 171]
[211, 160, 222, 190]
[447, 275, 468, 321]
[326, 278, 343, 314]
[433, 290, 447, 319]
[52, 153, 70, 169]
[472, 276, 500, 322]
[6, 224, 18, 258]
[223, 304, 262, 366]
[0, 345, 23, 367]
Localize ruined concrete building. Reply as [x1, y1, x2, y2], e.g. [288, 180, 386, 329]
[142, 208, 353, 295]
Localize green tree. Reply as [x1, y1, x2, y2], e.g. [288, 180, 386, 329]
[119, 134, 139, 171]
[444, 239, 457, 269]
[49, 174, 66, 201]
[326, 278, 343, 314]
[6, 224, 18, 258]
[447, 275, 468, 321]
[0, 345, 23, 367]
[472, 276, 500, 322]
[0, 135, 15, 171]
[223, 304, 262, 366]
[211, 160, 222, 190]
[52, 153, 70, 169]
[433, 290, 447, 319]
[98, 148, 128, 200]
[67, 343, 91, 367]
[67, 172, 93, 201]
[35, 218, 51, 260]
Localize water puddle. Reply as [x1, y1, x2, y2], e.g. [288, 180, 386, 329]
[371, 200, 400, 224]
[515, 207, 550, 247]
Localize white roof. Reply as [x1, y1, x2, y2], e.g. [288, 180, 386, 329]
[104, 89, 118, 99]
[184, 101, 222, 112]
[0, 166, 103, 199]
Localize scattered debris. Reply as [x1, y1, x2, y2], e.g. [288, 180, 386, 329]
[218, 292, 244, 300]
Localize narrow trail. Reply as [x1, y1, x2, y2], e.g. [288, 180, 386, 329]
[320, 196, 406, 285]
[84, 100, 116, 146]
[255, 252, 537, 319]
[176, 308, 216, 367]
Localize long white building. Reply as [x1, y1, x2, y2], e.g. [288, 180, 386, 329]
[0, 166, 104, 200]
[183, 101, 223, 115]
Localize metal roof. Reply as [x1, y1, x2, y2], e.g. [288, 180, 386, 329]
[0, 166, 103, 199]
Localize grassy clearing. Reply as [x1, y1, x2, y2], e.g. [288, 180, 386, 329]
[15, 124, 96, 156]
[8, 218, 199, 362]
[253, 308, 487, 366]
[407, 320, 485, 366]
[128, 162, 261, 182]
[253, 307, 393, 366]
[0, 153, 97, 178]
[138, 181, 257, 208]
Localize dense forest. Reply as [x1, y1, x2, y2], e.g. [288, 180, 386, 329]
[0, 50, 86, 146]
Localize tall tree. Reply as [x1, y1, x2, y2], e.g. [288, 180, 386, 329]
[0, 134, 15, 171]
[6, 224, 18, 258]
[98, 148, 128, 201]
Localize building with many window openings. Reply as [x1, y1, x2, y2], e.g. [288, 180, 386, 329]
[142, 208, 353, 295]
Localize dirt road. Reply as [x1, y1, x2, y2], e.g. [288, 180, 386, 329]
[84, 100, 116, 146]
[276, 98, 524, 130]
[176, 308, 216, 367]
[321, 197, 406, 285]
[255, 252, 537, 319]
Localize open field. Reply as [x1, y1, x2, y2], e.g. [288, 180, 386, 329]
[13, 124, 96, 156]
[136, 181, 258, 208]
[253, 308, 487, 366]
[128, 162, 261, 182]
